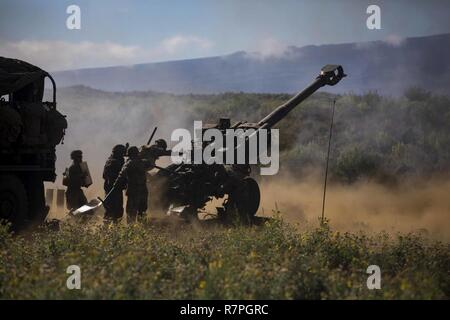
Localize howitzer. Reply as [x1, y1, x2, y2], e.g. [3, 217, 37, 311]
[148, 65, 346, 221]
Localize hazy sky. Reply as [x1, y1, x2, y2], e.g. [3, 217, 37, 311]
[1, 0, 450, 70]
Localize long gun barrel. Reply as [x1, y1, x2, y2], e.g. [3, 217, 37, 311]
[257, 65, 346, 129]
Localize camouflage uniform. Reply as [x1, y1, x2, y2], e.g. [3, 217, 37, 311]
[113, 146, 151, 223]
[65, 150, 87, 211]
[102, 145, 126, 223]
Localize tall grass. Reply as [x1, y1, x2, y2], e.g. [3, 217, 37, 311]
[0, 218, 448, 299]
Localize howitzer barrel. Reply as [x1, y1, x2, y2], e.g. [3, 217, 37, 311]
[257, 65, 345, 129]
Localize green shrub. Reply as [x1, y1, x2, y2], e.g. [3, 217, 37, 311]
[334, 146, 378, 183]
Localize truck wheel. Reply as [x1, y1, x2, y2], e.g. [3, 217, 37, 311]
[24, 174, 47, 223]
[0, 175, 28, 231]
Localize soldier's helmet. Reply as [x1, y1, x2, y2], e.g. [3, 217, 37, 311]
[112, 144, 127, 157]
[155, 139, 167, 150]
[70, 150, 83, 160]
[126, 146, 139, 158]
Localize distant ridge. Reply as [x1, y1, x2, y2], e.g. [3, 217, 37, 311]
[53, 33, 450, 95]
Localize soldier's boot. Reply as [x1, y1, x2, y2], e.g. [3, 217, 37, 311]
[137, 211, 147, 223]
[127, 211, 138, 225]
[104, 216, 119, 225]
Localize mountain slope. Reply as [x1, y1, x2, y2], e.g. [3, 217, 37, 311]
[53, 33, 450, 95]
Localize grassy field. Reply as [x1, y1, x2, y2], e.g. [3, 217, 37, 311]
[0, 217, 448, 300]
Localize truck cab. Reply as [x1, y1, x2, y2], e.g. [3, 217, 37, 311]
[0, 57, 67, 230]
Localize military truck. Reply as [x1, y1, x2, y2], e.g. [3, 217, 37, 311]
[0, 57, 67, 230]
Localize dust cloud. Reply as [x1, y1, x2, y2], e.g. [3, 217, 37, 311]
[47, 171, 450, 242]
[258, 173, 450, 241]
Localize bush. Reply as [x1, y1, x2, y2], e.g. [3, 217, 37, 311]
[333, 147, 378, 183]
[404, 87, 431, 102]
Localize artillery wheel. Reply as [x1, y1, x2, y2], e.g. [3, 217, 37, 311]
[228, 177, 260, 221]
[148, 163, 181, 213]
[0, 175, 28, 231]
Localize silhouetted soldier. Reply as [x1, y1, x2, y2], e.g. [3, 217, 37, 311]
[139, 139, 171, 166]
[63, 150, 88, 211]
[113, 146, 151, 223]
[102, 144, 127, 223]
